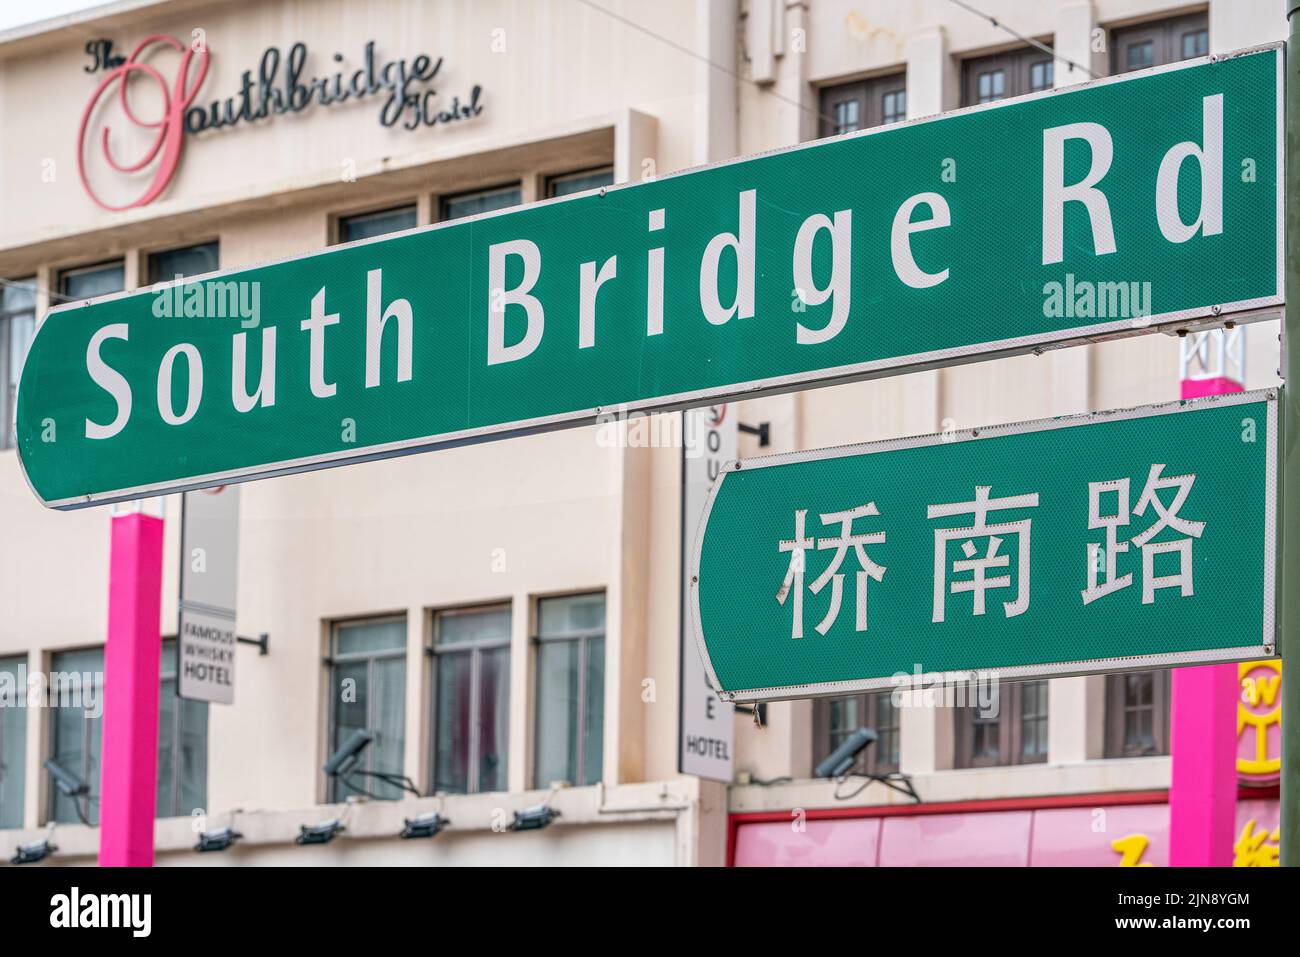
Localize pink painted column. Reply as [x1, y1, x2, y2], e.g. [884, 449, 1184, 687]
[1167, 368, 1242, 867]
[97, 510, 164, 867]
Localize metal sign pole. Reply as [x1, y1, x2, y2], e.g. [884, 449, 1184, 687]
[1282, 1, 1300, 868]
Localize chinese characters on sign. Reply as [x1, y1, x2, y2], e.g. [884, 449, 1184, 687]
[774, 466, 1204, 642]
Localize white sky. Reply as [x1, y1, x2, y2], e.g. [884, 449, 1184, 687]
[0, 0, 118, 33]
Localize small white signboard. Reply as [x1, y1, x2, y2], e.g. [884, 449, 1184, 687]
[178, 486, 240, 704]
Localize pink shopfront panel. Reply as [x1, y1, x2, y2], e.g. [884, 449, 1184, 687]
[1030, 804, 1170, 866]
[877, 810, 1033, 867]
[732, 817, 882, 867]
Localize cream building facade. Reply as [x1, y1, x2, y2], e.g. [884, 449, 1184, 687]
[0, 0, 1284, 866]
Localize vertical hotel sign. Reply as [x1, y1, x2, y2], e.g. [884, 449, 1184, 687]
[178, 487, 240, 703]
[680, 406, 735, 781]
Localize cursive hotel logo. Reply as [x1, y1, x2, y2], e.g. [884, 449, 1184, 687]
[78, 35, 208, 211]
[78, 36, 484, 212]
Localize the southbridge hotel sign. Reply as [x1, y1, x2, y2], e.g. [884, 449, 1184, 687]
[78, 34, 485, 211]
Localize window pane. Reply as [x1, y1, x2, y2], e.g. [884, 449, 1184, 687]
[1, 283, 34, 451]
[147, 242, 219, 285]
[49, 649, 103, 825]
[0, 657, 26, 828]
[1182, 30, 1208, 60]
[477, 646, 510, 793]
[178, 696, 208, 815]
[1, 279, 35, 315]
[534, 639, 579, 787]
[369, 656, 407, 800]
[437, 606, 509, 646]
[539, 593, 605, 637]
[60, 262, 124, 302]
[154, 639, 208, 817]
[834, 99, 860, 134]
[828, 696, 858, 746]
[548, 168, 614, 198]
[582, 637, 604, 786]
[1020, 680, 1049, 760]
[874, 692, 900, 767]
[329, 659, 368, 802]
[157, 671, 176, 816]
[441, 186, 522, 222]
[338, 205, 417, 244]
[335, 619, 405, 656]
[1030, 61, 1053, 92]
[433, 651, 472, 794]
[882, 90, 906, 125]
[978, 69, 1006, 103]
[1127, 41, 1153, 70]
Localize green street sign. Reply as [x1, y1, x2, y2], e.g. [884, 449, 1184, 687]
[689, 391, 1278, 702]
[17, 46, 1281, 508]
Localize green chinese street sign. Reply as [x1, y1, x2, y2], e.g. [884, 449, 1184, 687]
[17, 46, 1281, 508]
[689, 391, 1278, 702]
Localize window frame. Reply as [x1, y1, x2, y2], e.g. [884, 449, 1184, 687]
[46, 646, 106, 825]
[812, 691, 900, 776]
[953, 679, 1050, 768]
[57, 259, 125, 302]
[545, 166, 615, 199]
[334, 203, 419, 246]
[817, 71, 907, 138]
[145, 241, 220, 286]
[438, 182, 523, 223]
[427, 602, 512, 796]
[531, 591, 606, 788]
[1104, 669, 1172, 758]
[0, 655, 27, 829]
[156, 637, 209, 819]
[324, 614, 408, 802]
[0, 277, 37, 451]
[960, 45, 1056, 106]
[1108, 11, 1210, 76]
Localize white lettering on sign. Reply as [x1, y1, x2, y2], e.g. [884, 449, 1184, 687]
[78, 94, 1239, 438]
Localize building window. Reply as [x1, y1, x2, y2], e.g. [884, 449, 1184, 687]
[0, 278, 36, 450]
[1110, 12, 1209, 75]
[326, 617, 407, 801]
[58, 260, 125, 302]
[337, 204, 417, 245]
[440, 184, 522, 222]
[881, 89, 907, 125]
[1125, 40, 1154, 71]
[1030, 60, 1054, 92]
[818, 72, 907, 137]
[953, 679, 1049, 768]
[157, 639, 208, 818]
[1105, 670, 1172, 757]
[813, 691, 899, 775]
[961, 46, 1055, 106]
[547, 167, 614, 198]
[48, 648, 105, 825]
[533, 592, 605, 788]
[147, 242, 219, 285]
[1182, 28, 1209, 60]
[0, 656, 26, 828]
[977, 69, 1005, 103]
[429, 604, 511, 795]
